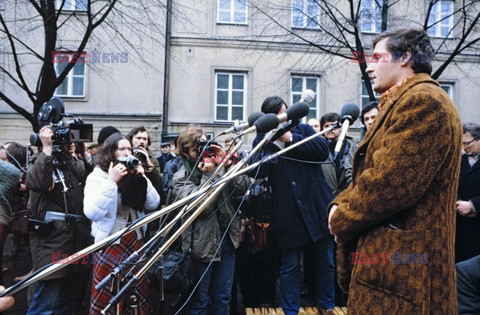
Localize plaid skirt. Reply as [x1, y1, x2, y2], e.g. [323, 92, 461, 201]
[90, 231, 151, 315]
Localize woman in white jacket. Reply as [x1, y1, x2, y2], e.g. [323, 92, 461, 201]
[84, 133, 160, 315]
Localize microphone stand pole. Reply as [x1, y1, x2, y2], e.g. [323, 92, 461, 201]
[0, 165, 240, 297]
[95, 140, 246, 294]
[2, 123, 340, 299]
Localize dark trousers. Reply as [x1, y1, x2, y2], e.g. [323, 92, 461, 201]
[27, 272, 89, 315]
[457, 255, 480, 314]
[236, 230, 281, 308]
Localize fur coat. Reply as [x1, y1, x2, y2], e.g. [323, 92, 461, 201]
[329, 73, 462, 314]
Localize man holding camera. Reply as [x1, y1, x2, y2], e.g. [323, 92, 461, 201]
[26, 126, 92, 314]
[127, 127, 163, 198]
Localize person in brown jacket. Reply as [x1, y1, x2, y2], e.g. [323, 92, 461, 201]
[328, 28, 462, 314]
[27, 126, 92, 314]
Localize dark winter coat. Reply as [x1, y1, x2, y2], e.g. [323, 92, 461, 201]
[27, 152, 92, 280]
[321, 137, 357, 196]
[456, 154, 480, 262]
[329, 73, 462, 314]
[251, 123, 333, 248]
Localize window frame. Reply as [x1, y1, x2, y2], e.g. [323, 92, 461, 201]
[439, 82, 454, 100]
[217, 0, 248, 25]
[290, 75, 320, 123]
[54, 53, 87, 99]
[55, 0, 87, 12]
[427, 0, 454, 38]
[291, 0, 321, 30]
[214, 71, 247, 122]
[360, 0, 383, 34]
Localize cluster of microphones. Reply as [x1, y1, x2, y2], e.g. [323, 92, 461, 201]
[219, 89, 360, 158]
[0, 90, 361, 313]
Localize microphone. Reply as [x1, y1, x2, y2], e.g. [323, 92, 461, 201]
[263, 102, 310, 141]
[278, 102, 310, 123]
[253, 113, 281, 133]
[239, 102, 310, 136]
[300, 89, 315, 103]
[334, 103, 360, 160]
[219, 112, 264, 135]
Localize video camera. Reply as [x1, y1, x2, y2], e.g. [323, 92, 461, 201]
[30, 97, 93, 148]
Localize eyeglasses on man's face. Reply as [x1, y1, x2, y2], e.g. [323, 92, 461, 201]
[463, 138, 478, 146]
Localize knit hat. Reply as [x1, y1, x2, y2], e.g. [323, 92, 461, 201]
[98, 126, 120, 145]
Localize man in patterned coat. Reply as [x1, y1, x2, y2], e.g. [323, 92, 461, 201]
[328, 28, 462, 314]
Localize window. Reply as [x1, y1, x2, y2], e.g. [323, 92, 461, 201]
[439, 82, 454, 100]
[292, 0, 321, 29]
[361, 80, 379, 107]
[55, 0, 87, 11]
[291, 76, 319, 122]
[361, 0, 383, 33]
[215, 72, 247, 122]
[54, 54, 86, 98]
[0, 0, 5, 11]
[217, 0, 247, 24]
[427, 0, 453, 37]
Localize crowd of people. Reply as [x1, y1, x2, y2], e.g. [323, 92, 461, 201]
[0, 27, 478, 315]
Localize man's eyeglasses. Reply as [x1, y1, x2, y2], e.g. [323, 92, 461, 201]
[463, 138, 477, 146]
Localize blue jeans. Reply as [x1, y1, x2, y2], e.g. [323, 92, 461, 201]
[186, 237, 236, 315]
[27, 276, 83, 315]
[279, 237, 335, 315]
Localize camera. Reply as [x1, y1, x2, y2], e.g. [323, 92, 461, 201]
[196, 139, 218, 159]
[132, 148, 147, 165]
[30, 97, 93, 148]
[117, 155, 140, 170]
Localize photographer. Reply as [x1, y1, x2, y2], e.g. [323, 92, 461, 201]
[84, 133, 160, 314]
[26, 126, 92, 315]
[172, 125, 249, 314]
[127, 126, 163, 197]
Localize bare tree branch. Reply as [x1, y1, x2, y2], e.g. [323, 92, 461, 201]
[432, 10, 480, 79]
[0, 12, 35, 102]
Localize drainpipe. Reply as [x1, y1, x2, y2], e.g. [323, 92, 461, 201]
[162, 0, 173, 137]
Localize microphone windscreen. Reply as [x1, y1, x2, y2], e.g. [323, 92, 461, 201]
[254, 113, 280, 132]
[286, 102, 310, 120]
[340, 103, 360, 123]
[301, 89, 315, 103]
[247, 112, 264, 127]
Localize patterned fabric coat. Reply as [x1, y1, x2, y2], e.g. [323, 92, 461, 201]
[329, 73, 462, 314]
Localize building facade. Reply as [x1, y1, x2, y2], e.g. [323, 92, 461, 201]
[1, 0, 479, 154]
